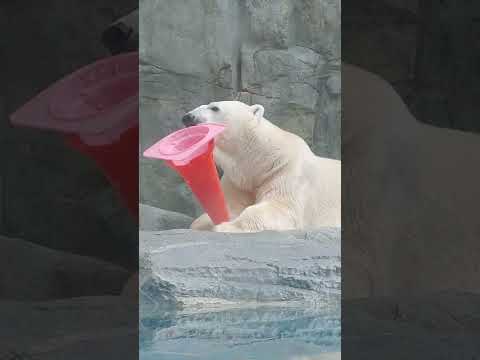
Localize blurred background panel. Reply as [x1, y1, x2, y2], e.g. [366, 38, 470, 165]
[2, 1, 137, 269]
[343, 0, 480, 133]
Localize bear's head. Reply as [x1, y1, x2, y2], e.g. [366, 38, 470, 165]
[181, 101, 266, 153]
[181, 101, 264, 132]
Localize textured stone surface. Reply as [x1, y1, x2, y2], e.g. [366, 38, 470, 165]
[139, 203, 193, 231]
[140, 0, 341, 215]
[140, 229, 340, 304]
[245, 0, 294, 48]
[139, 228, 341, 359]
[0, 235, 130, 300]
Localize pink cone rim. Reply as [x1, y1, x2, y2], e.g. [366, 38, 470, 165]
[143, 123, 226, 165]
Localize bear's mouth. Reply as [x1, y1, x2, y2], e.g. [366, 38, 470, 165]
[184, 123, 198, 128]
[182, 113, 201, 127]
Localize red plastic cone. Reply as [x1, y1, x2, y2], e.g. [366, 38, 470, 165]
[143, 124, 229, 225]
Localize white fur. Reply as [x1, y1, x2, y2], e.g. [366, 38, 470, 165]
[186, 101, 341, 232]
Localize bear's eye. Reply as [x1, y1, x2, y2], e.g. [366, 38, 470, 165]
[210, 106, 220, 112]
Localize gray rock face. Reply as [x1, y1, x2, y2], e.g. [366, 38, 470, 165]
[139, 228, 341, 359]
[140, 229, 340, 303]
[140, 0, 340, 216]
[139, 203, 193, 231]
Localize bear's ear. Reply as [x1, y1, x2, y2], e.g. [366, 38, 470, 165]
[251, 104, 264, 120]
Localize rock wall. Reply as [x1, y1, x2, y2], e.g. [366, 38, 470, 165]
[139, 0, 341, 216]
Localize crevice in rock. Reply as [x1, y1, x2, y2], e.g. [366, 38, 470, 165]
[140, 61, 203, 80]
[236, 48, 243, 95]
[238, 88, 281, 100]
[233, 0, 250, 97]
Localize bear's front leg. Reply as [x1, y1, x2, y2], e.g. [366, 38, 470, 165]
[213, 201, 296, 233]
[190, 213, 215, 231]
[213, 221, 245, 233]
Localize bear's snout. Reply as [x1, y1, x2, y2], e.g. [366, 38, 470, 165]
[182, 113, 199, 127]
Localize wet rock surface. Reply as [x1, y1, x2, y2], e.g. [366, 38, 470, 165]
[139, 203, 193, 231]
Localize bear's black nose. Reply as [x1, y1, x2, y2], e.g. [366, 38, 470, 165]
[182, 113, 197, 127]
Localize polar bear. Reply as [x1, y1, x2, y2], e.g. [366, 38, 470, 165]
[181, 101, 341, 232]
